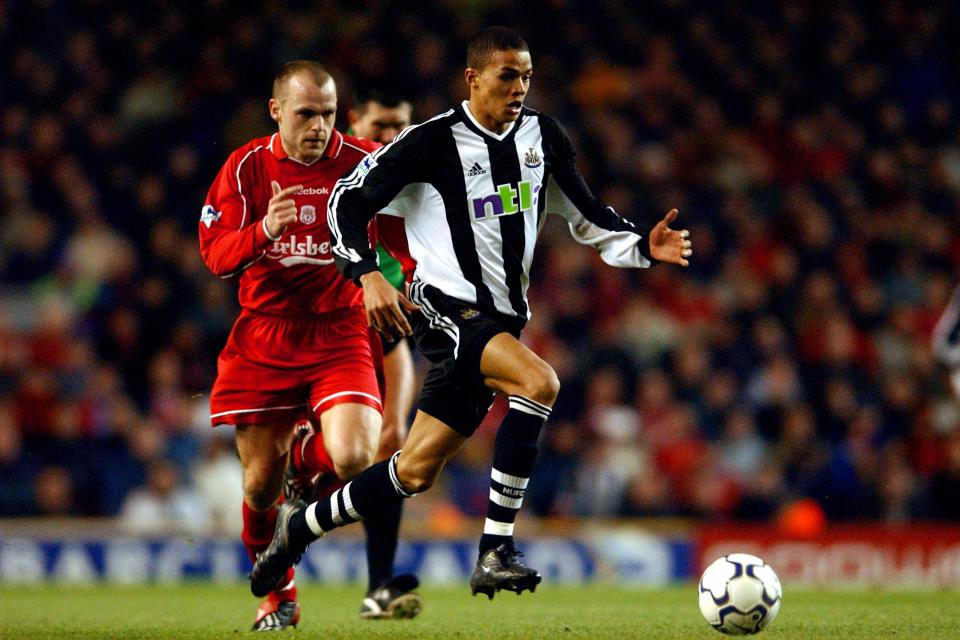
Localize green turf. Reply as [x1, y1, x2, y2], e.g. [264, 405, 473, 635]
[1, 583, 959, 639]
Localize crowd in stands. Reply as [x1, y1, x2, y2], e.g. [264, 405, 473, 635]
[2, 1, 960, 533]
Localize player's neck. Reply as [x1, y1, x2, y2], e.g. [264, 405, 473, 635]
[466, 100, 510, 135]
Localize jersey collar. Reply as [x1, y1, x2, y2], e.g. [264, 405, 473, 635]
[459, 100, 521, 142]
[269, 130, 344, 165]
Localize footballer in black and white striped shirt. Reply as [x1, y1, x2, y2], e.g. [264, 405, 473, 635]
[249, 26, 693, 603]
[329, 81, 673, 320]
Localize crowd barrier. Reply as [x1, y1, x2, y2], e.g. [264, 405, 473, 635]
[3, 524, 960, 587]
[697, 524, 960, 588]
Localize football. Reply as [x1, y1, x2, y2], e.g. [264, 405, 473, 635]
[698, 553, 782, 635]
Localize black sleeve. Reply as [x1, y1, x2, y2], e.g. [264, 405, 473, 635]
[540, 115, 656, 263]
[328, 127, 426, 284]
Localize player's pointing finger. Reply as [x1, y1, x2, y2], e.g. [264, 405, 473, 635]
[275, 184, 304, 200]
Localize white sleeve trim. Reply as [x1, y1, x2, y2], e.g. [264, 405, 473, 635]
[261, 217, 280, 242]
[545, 176, 650, 269]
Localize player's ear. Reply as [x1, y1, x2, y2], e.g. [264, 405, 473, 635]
[465, 67, 478, 89]
[347, 109, 359, 127]
[268, 98, 280, 123]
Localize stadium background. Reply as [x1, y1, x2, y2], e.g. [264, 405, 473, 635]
[2, 0, 960, 589]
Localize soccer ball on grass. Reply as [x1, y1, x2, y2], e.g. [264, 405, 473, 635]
[698, 553, 782, 635]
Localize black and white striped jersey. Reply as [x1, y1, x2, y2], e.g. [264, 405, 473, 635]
[328, 101, 655, 319]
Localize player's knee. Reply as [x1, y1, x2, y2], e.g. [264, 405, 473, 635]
[332, 448, 376, 481]
[397, 470, 435, 494]
[519, 363, 560, 406]
[378, 422, 403, 455]
[395, 454, 442, 494]
[243, 473, 279, 511]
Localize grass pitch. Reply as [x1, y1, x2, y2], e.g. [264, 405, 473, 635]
[2, 583, 959, 639]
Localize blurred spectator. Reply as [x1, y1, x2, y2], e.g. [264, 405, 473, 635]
[0, 1, 959, 526]
[34, 466, 75, 517]
[193, 436, 243, 536]
[527, 420, 580, 516]
[929, 432, 960, 521]
[620, 467, 674, 517]
[119, 459, 211, 535]
[0, 404, 38, 516]
[717, 408, 768, 487]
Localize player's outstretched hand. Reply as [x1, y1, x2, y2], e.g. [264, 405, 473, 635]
[265, 181, 303, 238]
[359, 271, 421, 340]
[648, 209, 692, 267]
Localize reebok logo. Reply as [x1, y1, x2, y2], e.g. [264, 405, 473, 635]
[296, 186, 329, 195]
[466, 162, 486, 177]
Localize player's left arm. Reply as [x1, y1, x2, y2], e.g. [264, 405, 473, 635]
[541, 115, 691, 268]
[647, 208, 692, 267]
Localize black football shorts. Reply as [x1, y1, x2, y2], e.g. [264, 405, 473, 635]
[408, 281, 525, 436]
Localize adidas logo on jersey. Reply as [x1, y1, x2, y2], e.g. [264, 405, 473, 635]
[466, 162, 487, 177]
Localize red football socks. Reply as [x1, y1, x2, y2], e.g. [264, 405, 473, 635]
[297, 428, 338, 477]
[241, 501, 294, 590]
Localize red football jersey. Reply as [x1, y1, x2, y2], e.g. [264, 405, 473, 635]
[199, 130, 379, 316]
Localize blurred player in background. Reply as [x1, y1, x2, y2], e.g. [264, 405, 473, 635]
[348, 86, 412, 147]
[250, 27, 692, 601]
[933, 284, 960, 399]
[199, 61, 414, 630]
[344, 86, 422, 618]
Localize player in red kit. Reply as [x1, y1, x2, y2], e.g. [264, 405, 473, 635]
[199, 61, 407, 631]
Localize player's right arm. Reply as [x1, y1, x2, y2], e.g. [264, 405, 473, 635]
[198, 149, 302, 278]
[329, 130, 424, 337]
[328, 128, 425, 283]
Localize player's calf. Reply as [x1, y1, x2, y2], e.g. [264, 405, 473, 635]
[249, 499, 309, 598]
[250, 453, 413, 597]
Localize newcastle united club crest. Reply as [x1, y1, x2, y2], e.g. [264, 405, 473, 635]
[524, 147, 542, 168]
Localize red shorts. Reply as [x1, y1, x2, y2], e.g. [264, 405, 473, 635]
[210, 307, 382, 426]
[370, 327, 386, 397]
